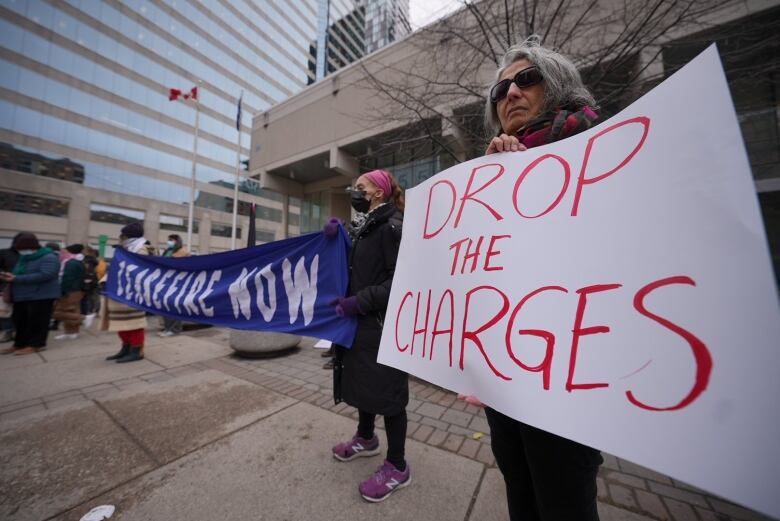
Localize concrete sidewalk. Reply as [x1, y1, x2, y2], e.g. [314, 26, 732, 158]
[0, 327, 770, 521]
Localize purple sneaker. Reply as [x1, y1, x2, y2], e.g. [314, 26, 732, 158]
[359, 460, 411, 502]
[332, 433, 380, 462]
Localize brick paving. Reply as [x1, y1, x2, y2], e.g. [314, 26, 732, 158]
[0, 329, 774, 521]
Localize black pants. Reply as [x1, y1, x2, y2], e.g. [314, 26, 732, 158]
[485, 407, 602, 521]
[358, 409, 407, 470]
[12, 299, 55, 348]
[162, 316, 183, 333]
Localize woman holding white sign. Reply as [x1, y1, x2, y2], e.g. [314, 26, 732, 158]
[325, 169, 410, 503]
[478, 36, 604, 521]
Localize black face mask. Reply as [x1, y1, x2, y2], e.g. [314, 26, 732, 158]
[350, 189, 370, 213]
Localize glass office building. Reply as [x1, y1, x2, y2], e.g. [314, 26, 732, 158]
[0, 0, 409, 253]
[309, 0, 410, 82]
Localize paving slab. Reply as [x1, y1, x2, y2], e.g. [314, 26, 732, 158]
[0, 355, 157, 408]
[0, 401, 155, 521]
[61, 402, 485, 521]
[468, 468, 509, 521]
[96, 369, 296, 464]
[142, 335, 234, 368]
[0, 351, 47, 371]
[35, 336, 119, 363]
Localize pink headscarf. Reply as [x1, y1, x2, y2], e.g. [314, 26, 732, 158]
[363, 170, 392, 200]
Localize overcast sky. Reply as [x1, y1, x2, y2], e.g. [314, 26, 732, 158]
[409, 0, 463, 30]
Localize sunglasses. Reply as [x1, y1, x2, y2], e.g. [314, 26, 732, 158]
[490, 66, 543, 103]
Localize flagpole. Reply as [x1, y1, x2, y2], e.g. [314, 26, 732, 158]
[187, 80, 202, 252]
[231, 90, 243, 250]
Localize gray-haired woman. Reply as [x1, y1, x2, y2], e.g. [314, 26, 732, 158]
[462, 37, 603, 521]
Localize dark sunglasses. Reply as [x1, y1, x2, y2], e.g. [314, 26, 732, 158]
[490, 66, 543, 103]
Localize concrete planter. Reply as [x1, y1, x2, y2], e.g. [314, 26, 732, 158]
[229, 329, 301, 358]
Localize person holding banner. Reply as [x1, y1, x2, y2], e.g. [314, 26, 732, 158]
[327, 169, 410, 503]
[102, 222, 155, 363]
[158, 234, 189, 337]
[477, 36, 603, 521]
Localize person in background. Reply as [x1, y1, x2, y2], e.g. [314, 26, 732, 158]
[53, 244, 94, 340]
[101, 222, 154, 363]
[325, 169, 410, 503]
[44, 242, 62, 331]
[81, 246, 102, 316]
[0, 233, 59, 355]
[158, 234, 189, 337]
[466, 36, 603, 521]
[0, 233, 21, 343]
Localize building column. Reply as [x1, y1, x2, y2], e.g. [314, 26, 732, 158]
[145, 203, 161, 251]
[280, 194, 289, 239]
[329, 190, 351, 223]
[198, 211, 211, 254]
[441, 108, 469, 162]
[67, 188, 90, 246]
[329, 147, 359, 177]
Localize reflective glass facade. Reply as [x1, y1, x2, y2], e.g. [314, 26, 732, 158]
[309, 0, 410, 82]
[0, 0, 409, 250]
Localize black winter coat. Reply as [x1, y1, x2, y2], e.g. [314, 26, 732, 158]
[336, 203, 408, 416]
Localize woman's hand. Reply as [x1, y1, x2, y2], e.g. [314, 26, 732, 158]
[0, 272, 14, 282]
[328, 296, 363, 317]
[322, 218, 342, 238]
[457, 393, 485, 407]
[485, 134, 527, 155]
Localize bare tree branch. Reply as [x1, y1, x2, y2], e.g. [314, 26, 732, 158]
[350, 0, 766, 166]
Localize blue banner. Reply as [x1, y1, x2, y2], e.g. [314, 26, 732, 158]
[105, 228, 357, 346]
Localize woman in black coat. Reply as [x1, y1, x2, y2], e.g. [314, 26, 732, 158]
[327, 169, 410, 503]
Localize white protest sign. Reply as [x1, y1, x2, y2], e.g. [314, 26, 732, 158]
[378, 45, 780, 518]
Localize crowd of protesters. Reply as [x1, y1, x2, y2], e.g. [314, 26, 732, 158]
[0, 234, 97, 354]
[0, 223, 181, 364]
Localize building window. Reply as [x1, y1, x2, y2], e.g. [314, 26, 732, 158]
[193, 192, 282, 222]
[299, 190, 331, 234]
[0, 190, 69, 217]
[0, 142, 85, 183]
[160, 214, 199, 233]
[211, 223, 241, 238]
[662, 6, 780, 183]
[89, 203, 145, 225]
[247, 230, 277, 243]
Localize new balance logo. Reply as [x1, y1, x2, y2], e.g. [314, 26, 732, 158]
[351, 443, 364, 452]
[386, 478, 400, 489]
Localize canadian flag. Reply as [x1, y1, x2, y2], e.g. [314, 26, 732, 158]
[169, 86, 198, 101]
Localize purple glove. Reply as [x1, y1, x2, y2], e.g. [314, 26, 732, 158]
[328, 296, 362, 317]
[322, 218, 342, 238]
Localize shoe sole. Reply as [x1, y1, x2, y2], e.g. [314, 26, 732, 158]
[116, 357, 144, 363]
[332, 446, 381, 462]
[360, 473, 412, 503]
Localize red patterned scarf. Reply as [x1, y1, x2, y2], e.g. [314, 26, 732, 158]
[515, 105, 599, 149]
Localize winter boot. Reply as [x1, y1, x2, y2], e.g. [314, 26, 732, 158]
[106, 344, 130, 361]
[116, 345, 144, 363]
